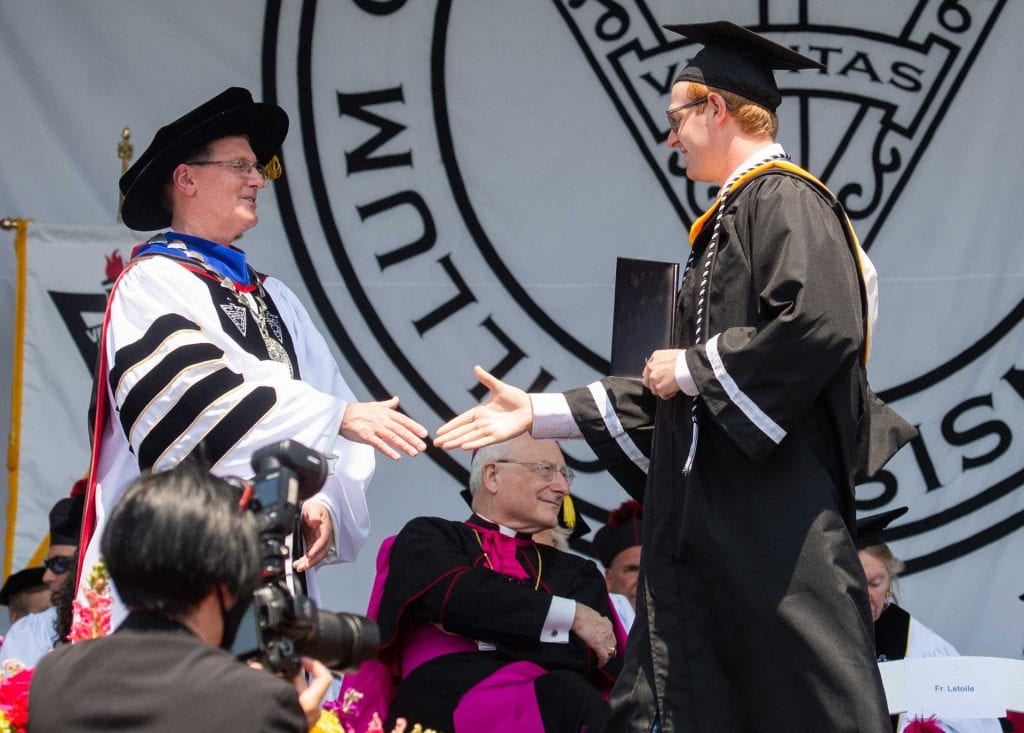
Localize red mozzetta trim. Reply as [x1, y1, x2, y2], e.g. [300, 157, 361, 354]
[76, 258, 144, 585]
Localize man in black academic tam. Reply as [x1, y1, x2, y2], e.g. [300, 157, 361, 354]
[592, 500, 642, 612]
[42, 494, 84, 595]
[434, 17, 915, 733]
[82, 86, 429, 628]
[0, 568, 49, 624]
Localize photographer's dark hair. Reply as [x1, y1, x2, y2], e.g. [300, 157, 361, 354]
[101, 460, 259, 617]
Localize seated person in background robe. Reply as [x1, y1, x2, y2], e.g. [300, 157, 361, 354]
[344, 435, 622, 733]
[0, 568, 49, 627]
[592, 499, 643, 632]
[856, 508, 1002, 733]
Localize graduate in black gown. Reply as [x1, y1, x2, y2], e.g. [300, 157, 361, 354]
[435, 20, 916, 733]
[344, 435, 621, 732]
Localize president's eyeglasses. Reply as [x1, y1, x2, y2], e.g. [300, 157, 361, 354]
[188, 158, 270, 183]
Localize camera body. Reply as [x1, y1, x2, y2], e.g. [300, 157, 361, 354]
[234, 439, 379, 676]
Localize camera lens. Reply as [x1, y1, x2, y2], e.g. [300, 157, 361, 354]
[296, 611, 380, 671]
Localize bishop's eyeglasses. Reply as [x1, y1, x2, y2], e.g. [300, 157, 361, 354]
[494, 459, 575, 486]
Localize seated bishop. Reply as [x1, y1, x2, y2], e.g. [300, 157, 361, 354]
[344, 435, 623, 732]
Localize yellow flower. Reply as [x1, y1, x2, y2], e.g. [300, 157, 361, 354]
[308, 710, 343, 733]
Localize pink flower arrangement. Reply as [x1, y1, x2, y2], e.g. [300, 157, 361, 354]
[69, 560, 113, 643]
[0, 667, 33, 732]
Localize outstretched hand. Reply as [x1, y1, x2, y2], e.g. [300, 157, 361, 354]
[433, 366, 532, 451]
[340, 396, 428, 460]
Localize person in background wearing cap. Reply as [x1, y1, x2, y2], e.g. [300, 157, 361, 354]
[0, 568, 49, 627]
[341, 435, 622, 733]
[81, 87, 428, 625]
[435, 19, 916, 731]
[857, 509, 1002, 733]
[592, 500, 642, 632]
[0, 494, 83, 674]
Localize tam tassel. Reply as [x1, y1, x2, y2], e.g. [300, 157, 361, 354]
[561, 495, 576, 529]
[264, 155, 283, 181]
[607, 500, 642, 528]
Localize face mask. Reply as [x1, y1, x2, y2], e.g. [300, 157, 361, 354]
[218, 587, 254, 651]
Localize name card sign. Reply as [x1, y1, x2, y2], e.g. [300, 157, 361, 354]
[904, 657, 1006, 719]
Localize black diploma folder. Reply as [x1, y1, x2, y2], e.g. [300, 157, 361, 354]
[609, 257, 679, 378]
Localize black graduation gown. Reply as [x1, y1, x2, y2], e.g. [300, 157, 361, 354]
[564, 167, 912, 732]
[376, 516, 617, 732]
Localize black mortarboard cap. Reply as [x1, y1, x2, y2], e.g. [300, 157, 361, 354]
[592, 500, 643, 567]
[663, 20, 825, 111]
[49, 494, 85, 547]
[854, 506, 908, 550]
[0, 567, 47, 605]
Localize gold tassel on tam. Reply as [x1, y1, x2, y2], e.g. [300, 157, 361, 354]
[561, 495, 576, 529]
[264, 155, 283, 181]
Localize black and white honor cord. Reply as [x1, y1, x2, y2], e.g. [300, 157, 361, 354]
[681, 151, 790, 475]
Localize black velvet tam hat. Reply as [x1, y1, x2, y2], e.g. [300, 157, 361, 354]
[49, 493, 85, 547]
[855, 506, 908, 550]
[592, 500, 643, 567]
[119, 87, 289, 231]
[663, 20, 824, 111]
[0, 567, 46, 606]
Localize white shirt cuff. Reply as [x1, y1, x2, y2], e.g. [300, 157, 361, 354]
[529, 394, 582, 440]
[541, 596, 576, 643]
[675, 350, 699, 396]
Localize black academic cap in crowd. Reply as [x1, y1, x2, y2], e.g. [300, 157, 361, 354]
[664, 20, 824, 111]
[854, 506, 909, 549]
[592, 500, 643, 567]
[0, 567, 47, 605]
[120, 87, 289, 231]
[49, 493, 86, 547]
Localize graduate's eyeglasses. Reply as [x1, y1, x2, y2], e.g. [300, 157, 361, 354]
[43, 556, 73, 575]
[665, 97, 708, 134]
[494, 460, 575, 486]
[188, 158, 269, 184]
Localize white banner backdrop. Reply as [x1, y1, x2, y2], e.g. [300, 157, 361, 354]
[3, 222, 140, 577]
[1, 1, 1022, 655]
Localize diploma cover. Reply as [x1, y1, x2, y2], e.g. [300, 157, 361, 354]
[610, 257, 678, 378]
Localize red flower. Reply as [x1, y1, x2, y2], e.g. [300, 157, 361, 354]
[0, 667, 34, 730]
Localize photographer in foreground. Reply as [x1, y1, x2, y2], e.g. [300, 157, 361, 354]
[28, 461, 331, 732]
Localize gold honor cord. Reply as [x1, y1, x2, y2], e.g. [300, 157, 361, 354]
[117, 127, 133, 223]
